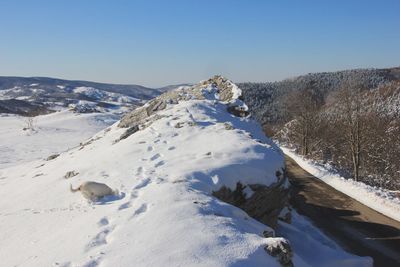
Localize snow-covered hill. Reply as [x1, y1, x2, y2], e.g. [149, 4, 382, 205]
[0, 77, 369, 266]
[0, 76, 165, 115]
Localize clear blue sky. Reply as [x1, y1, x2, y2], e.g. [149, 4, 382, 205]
[0, 0, 399, 87]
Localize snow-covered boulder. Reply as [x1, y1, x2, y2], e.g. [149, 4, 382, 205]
[0, 76, 292, 266]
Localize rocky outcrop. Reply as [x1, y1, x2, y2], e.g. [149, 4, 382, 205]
[264, 238, 293, 267]
[212, 168, 289, 229]
[116, 75, 248, 141]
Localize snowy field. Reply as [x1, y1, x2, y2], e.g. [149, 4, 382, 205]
[0, 111, 118, 169]
[281, 147, 400, 222]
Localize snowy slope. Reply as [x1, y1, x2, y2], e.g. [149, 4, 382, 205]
[0, 111, 118, 169]
[0, 78, 369, 267]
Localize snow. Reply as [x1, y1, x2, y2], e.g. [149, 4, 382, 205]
[277, 210, 372, 267]
[0, 79, 369, 266]
[281, 147, 400, 222]
[0, 111, 118, 169]
[74, 86, 106, 100]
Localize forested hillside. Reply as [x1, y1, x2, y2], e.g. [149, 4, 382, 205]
[240, 67, 400, 190]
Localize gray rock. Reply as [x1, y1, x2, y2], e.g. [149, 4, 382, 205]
[119, 125, 140, 140]
[264, 239, 293, 267]
[212, 171, 289, 229]
[46, 154, 59, 161]
[223, 122, 234, 130]
[64, 171, 79, 179]
[227, 105, 249, 117]
[262, 230, 275, 238]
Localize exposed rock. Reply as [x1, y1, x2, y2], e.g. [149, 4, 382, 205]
[262, 229, 275, 238]
[119, 125, 140, 140]
[278, 206, 292, 224]
[223, 122, 234, 130]
[227, 105, 249, 117]
[264, 238, 293, 267]
[206, 75, 234, 102]
[174, 122, 185, 128]
[46, 154, 59, 161]
[117, 75, 244, 138]
[213, 172, 289, 229]
[64, 171, 79, 179]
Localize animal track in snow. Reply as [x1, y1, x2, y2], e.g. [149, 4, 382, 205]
[118, 202, 132, 210]
[168, 146, 176, 150]
[81, 254, 103, 267]
[133, 178, 151, 190]
[85, 226, 115, 251]
[131, 203, 147, 218]
[130, 191, 139, 199]
[150, 153, 161, 161]
[147, 145, 154, 152]
[154, 161, 165, 168]
[136, 166, 145, 175]
[97, 217, 109, 226]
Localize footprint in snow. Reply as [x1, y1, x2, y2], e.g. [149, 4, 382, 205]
[150, 153, 162, 161]
[130, 191, 139, 199]
[52, 261, 72, 267]
[136, 166, 145, 175]
[118, 202, 132, 210]
[147, 146, 154, 152]
[133, 178, 151, 190]
[97, 217, 109, 226]
[134, 203, 147, 215]
[85, 226, 115, 251]
[154, 161, 165, 168]
[129, 203, 148, 220]
[168, 146, 176, 151]
[81, 254, 103, 267]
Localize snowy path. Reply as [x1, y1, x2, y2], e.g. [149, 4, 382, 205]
[285, 156, 400, 266]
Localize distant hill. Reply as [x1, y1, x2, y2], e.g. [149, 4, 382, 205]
[0, 77, 166, 115]
[239, 67, 400, 124]
[239, 67, 400, 191]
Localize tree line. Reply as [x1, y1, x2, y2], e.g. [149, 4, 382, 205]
[240, 68, 400, 191]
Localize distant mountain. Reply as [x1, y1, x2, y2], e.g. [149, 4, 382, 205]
[156, 83, 192, 93]
[0, 77, 165, 115]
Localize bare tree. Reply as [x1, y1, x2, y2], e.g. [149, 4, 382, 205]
[284, 82, 324, 156]
[335, 80, 368, 181]
[22, 112, 38, 131]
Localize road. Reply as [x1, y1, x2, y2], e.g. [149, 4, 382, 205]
[285, 155, 400, 267]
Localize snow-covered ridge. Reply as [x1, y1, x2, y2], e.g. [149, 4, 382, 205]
[0, 77, 368, 266]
